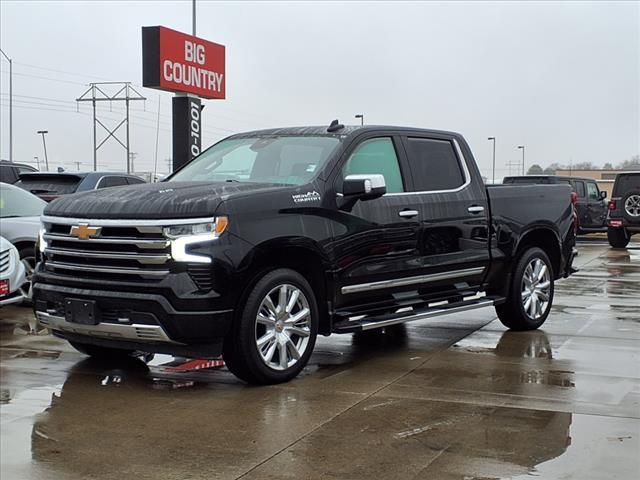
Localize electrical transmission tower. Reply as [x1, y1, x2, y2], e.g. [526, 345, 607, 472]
[76, 82, 146, 173]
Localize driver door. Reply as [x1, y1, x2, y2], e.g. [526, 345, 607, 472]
[329, 135, 423, 311]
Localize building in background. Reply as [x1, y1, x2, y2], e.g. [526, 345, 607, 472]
[554, 169, 630, 197]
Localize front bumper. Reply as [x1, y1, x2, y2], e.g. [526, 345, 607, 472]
[33, 282, 233, 356]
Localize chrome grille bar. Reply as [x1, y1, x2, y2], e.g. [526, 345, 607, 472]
[44, 234, 169, 249]
[45, 247, 170, 265]
[46, 261, 169, 277]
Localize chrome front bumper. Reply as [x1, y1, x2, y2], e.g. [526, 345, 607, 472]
[36, 311, 180, 344]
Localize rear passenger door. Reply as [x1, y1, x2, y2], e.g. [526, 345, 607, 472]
[399, 134, 490, 296]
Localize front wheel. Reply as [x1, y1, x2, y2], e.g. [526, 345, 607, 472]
[496, 247, 554, 331]
[607, 227, 630, 249]
[223, 269, 318, 384]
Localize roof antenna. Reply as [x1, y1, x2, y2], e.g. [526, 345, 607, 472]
[327, 119, 344, 133]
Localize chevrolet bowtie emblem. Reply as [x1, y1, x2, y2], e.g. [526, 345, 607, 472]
[70, 224, 101, 240]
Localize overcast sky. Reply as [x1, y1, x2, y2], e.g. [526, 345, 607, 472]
[1, 0, 638, 177]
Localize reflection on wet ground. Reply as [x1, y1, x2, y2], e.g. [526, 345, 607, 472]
[1, 241, 639, 479]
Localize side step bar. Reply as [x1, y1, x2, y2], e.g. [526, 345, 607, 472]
[331, 296, 503, 334]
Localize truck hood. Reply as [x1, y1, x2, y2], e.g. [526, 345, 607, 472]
[43, 181, 285, 219]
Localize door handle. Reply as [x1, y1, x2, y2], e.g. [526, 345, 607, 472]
[467, 205, 485, 214]
[398, 209, 419, 218]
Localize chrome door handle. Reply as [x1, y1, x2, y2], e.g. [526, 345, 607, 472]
[467, 205, 485, 214]
[398, 209, 419, 218]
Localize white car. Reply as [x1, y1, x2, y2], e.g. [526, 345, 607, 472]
[0, 236, 26, 307]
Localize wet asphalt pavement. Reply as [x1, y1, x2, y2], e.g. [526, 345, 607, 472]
[1, 240, 639, 480]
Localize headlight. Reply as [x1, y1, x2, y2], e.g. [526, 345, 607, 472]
[38, 227, 48, 253]
[164, 217, 228, 263]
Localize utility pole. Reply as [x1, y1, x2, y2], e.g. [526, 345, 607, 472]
[128, 152, 138, 173]
[37, 130, 49, 171]
[0, 49, 12, 162]
[355, 114, 364, 125]
[488, 137, 496, 184]
[517, 145, 526, 175]
[192, 0, 197, 35]
[76, 82, 146, 173]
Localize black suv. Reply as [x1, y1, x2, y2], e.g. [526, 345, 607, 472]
[16, 172, 146, 202]
[607, 172, 640, 248]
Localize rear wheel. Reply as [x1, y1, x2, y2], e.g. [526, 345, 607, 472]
[607, 227, 630, 248]
[223, 268, 318, 384]
[496, 247, 554, 331]
[69, 341, 135, 359]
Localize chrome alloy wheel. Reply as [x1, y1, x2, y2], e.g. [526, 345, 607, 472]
[521, 258, 551, 320]
[624, 194, 640, 217]
[255, 284, 312, 371]
[19, 255, 35, 299]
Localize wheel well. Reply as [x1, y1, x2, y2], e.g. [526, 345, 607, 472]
[516, 229, 562, 278]
[238, 246, 331, 335]
[12, 241, 36, 257]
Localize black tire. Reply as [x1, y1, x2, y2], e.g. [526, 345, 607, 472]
[607, 227, 630, 249]
[69, 341, 135, 359]
[17, 246, 36, 307]
[495, 247, 554, 331]
[223, 268, 319, 385]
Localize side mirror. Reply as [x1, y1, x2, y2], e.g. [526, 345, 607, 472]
[600, 190, 607, 200]
[342, 174, 386, 200]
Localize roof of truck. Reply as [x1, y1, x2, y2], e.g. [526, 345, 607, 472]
[229, 125, 462, 139]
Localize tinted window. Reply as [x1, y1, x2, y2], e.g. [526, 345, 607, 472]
[342, 137, 404, 193]
[98, 176, 128, 189]
[15, 175, 82, 194]
[404, 138, 465, 191]
[574, 181, 586, 198]
[126, 176, 145, 185]
[0, 184, 46, 218]
[613, 174, 640, 196]
[0, 165, 18, 184]
[587, 182, 599, 200]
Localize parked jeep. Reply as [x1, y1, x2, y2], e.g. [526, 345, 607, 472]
[607, 172, 640, 248]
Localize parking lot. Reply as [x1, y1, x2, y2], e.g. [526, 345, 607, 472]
[1, 239, 639, 480]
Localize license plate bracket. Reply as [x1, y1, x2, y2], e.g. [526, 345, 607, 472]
[65, 298, 100, 325]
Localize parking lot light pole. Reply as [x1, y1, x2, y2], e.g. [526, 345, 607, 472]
[37, 130, 49, 171]
[33, 156, 39, 170]
[0, 48, 12, 162]
[518, 145, 525, 175]
[488, 137, 496, 184]
[355, 114, 364, 125]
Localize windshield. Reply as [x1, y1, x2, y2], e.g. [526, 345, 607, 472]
[169, 135, 341, 185]
[0, 184, 47, 218]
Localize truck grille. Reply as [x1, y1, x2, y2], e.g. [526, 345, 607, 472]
[0, 249, 10, 273]
[42, 218, 172, 282]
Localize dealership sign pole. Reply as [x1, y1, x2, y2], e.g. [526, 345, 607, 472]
[142, 25, 225, 172]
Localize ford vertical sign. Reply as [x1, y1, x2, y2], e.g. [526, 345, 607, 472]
[142, 26, 225, 99]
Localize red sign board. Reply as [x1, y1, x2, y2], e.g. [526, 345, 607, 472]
[142, 26, 225, 99]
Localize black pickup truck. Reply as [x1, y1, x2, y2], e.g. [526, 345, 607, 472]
[33, 123, 577, 384]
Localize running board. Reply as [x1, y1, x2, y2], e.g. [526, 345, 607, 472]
[331, 296, 503, 333]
